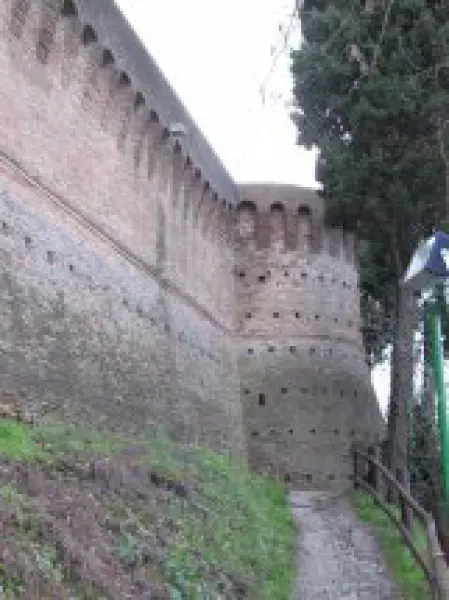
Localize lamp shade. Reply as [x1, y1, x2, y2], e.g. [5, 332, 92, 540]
[403, 231, 449, 291]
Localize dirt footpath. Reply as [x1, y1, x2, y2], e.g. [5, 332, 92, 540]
[291, 491, 397, 599]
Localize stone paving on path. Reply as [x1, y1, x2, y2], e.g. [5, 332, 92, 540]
[291, 491, 397, 599]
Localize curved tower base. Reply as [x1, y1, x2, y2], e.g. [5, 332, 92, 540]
[238, 337, 383, 490]
[235, 184, 384, 490]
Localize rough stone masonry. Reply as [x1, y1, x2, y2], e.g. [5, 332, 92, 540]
[0, 0, 383, 490]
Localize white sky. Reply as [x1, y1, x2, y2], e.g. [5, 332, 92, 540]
[115, 0, 318, 186]
[115, 0, 390, 414]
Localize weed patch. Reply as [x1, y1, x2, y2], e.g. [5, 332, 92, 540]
[349, 491, 431, 600]
[0, 420, 295, 599]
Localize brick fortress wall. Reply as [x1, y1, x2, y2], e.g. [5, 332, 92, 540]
[0, 0, 246, 455]
[0, 0, 383, 483]
[235, 184, 384, 489]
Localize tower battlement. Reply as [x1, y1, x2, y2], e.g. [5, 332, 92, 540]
[234, 184, 361, 347]
[236, 183, 355, 263]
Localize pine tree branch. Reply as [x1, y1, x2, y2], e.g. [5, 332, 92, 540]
[371, 0, 396, 72]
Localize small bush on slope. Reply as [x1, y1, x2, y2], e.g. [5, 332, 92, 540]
[0, 420, 296, 599]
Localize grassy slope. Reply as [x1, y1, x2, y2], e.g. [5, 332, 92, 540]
[349, 491, 431, 600]
[0, 420, 296, 600]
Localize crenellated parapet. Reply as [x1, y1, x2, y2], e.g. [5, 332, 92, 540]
[236, 183, 356, 265]
[5, 0, 237, 202]
[0, 0, 238, 326]
[233, 184, 362, 348]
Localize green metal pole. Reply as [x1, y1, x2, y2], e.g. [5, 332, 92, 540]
[407, 331, 415, 475]
[429, 290, 449, 510]
[422, 302, 431, 417]
[410, 331, 416, 454]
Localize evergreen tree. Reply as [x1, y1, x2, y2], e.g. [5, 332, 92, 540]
[290, 0, 449, 479]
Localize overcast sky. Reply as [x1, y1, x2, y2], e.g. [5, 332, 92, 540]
[115, 0, 390, 414]
[115, 0, 318, 186]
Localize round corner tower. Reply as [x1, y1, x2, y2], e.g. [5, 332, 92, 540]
[234, 183, 384, 490]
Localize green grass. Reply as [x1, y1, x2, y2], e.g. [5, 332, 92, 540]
[349, 490, 431, 600]
[164, 448, 296, 599]
[0, 420, 41, 459]
[0, 419, 296, 599]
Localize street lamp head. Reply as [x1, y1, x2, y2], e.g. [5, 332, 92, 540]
[403, 230, 449, 292]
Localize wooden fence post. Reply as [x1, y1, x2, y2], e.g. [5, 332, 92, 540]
[374, 445, 384, 499]
[397, 468, 412, 532]
[367, 446, 375, 489]
[353, 446, 359, 489]
[427, 518, 449, 600]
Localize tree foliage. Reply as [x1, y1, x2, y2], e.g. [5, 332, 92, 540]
[291, 0, 449, 357]
[290, 0, 449, 474]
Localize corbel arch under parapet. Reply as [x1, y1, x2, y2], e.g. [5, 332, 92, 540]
[100, 47, 114, 66]
[81, 22, 97, 46]
[61, 0, 77, 16]
[298, 203, 312, 252]
[191, 168, 204, 226]
[298, 204, 311, 216]
[171, 137, 184, 208]
[83, 45, 116, 117]
[326, 226, 343, 257]
[10, 0, 31, 39]
[59, 0, 82, 84]
[130, 91, 151, 170]
[270, 201, 285, 213]
[343, 230, 356, 264]
[78, 24, 110, 113]
[199, 181, 214, 237]
[113, 70, 135, 151]
[237, 200, 257, 240]
[269, 202, 286, 250]
[237, 200, 257, 213]
[36, 0, 65, 64]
